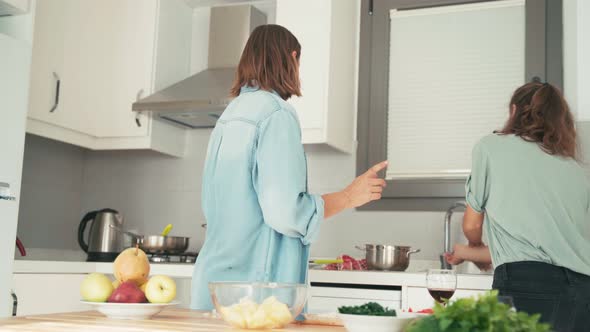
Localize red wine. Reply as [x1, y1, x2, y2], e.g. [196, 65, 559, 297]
[428, 288, 455, 303]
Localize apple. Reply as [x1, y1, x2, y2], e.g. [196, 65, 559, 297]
[108, 281, 147, 303]
[80, 273, 114, 302]
[144, 275, 176, 303]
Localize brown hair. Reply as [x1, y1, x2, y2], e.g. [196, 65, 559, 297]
[498, 82, 577, 159]
[230, 24, 301, 100]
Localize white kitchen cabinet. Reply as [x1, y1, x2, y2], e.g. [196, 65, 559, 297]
[63, 0, 156, 139]
[172, 278, 192, 309]
[276, 0, 357, 153]
[308, 286, 401, 313]
[26, 0, 188, 157]
[404, 286, 487, 311]
[26, 0, 76, 131]
[12, 274, 90, 316]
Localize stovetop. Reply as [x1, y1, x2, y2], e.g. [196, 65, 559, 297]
[147, 252, 198, 264]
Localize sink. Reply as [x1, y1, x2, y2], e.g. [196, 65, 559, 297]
[455, 261, 493, 275]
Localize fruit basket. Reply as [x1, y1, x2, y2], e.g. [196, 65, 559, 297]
[209, 282, 308, 330]
[79, 247, 178, 320]
[81, 301, 178, 320]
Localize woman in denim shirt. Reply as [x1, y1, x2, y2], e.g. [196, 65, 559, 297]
[191, 25, 388, 310]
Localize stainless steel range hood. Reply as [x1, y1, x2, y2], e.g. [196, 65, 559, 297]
[132, 5, 266, 128]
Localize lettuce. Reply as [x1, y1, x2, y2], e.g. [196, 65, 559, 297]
[406, 291, 551, 332]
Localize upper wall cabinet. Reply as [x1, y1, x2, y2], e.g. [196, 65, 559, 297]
[276, 0, 358, 153]
[26, 0, 188, 157]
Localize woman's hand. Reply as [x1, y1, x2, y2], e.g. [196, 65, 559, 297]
[474, 262, 493, 272]
[322, 161, 388, 218]
[444, 244, 467, 265]
[445, 243, 493, 271]
[343, 161, 388, 208]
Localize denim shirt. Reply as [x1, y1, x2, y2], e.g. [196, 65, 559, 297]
[190, 86, 325, 310]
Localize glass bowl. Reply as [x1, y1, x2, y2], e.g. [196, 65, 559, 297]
[209, 282, 308, 330]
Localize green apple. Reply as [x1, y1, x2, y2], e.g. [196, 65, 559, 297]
[144, 275, 176, 303]
[80, 273, 114, 302]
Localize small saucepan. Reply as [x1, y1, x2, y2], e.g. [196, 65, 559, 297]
[139, 235, 189, 254]
[110, 225, 190, 254]
[356, 244, 421, 271]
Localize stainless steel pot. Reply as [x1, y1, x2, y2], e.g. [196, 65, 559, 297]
[109, 225, 190, 254]
[356, 244, 421, 271]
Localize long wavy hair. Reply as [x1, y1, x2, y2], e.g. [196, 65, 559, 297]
[498, 82, 577, 159]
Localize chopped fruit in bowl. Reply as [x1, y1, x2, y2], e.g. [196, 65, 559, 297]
[209, 282, 307, 329]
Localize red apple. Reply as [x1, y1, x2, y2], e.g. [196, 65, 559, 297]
[107, 281, 147, 303]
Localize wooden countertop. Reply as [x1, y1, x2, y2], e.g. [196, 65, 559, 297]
[0, 309, 346, 332]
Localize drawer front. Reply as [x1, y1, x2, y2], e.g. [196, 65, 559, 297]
[310, 286, 401, 301]
[309, 296, 401, 313]
[309, 286, 401, 313]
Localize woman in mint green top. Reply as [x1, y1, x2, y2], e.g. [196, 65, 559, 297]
[191, 25, 387, 311]
[465, 133, 590, 275]
[447, 82, 590, 331]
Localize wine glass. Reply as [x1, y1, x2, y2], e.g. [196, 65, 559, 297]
[426, 269, 457, 304]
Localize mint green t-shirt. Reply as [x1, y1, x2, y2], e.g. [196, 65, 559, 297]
[466, 134, 590, 276]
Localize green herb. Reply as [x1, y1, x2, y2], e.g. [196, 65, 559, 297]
[338, 302, 397, 317]
[406, 291, 551, 332]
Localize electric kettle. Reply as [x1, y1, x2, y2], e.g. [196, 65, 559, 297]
[78, 208, 124, 262]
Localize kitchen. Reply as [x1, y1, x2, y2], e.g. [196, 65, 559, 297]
[1, 0, 590, 331]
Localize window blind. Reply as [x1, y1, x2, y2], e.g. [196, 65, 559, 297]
[386, 0, 525, 180]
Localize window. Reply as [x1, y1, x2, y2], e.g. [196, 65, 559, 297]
[357, 0, 563, 211]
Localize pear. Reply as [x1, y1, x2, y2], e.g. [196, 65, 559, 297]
[107, 281, 147, 303]
[113, 246, 150, 286]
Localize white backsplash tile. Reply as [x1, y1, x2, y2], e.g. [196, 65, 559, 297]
[16, 131, 464, 260]
[22, 122, 590, 261]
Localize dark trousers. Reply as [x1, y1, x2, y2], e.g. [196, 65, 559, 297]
[493, 261, 590, 332]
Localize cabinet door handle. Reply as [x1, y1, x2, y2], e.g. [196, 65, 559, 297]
[49, 72, 60, 113]
[11, 290, 17, 316]
[135, 89, 144, 127]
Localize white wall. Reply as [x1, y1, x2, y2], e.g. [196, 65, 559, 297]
[17, 130, 459, 260]
[80, 130, 211, 253]
[19, 120, 590, 260]
[17, 135, 86, 251]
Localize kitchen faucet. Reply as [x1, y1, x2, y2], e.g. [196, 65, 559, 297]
[441, 201, 467, 269]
